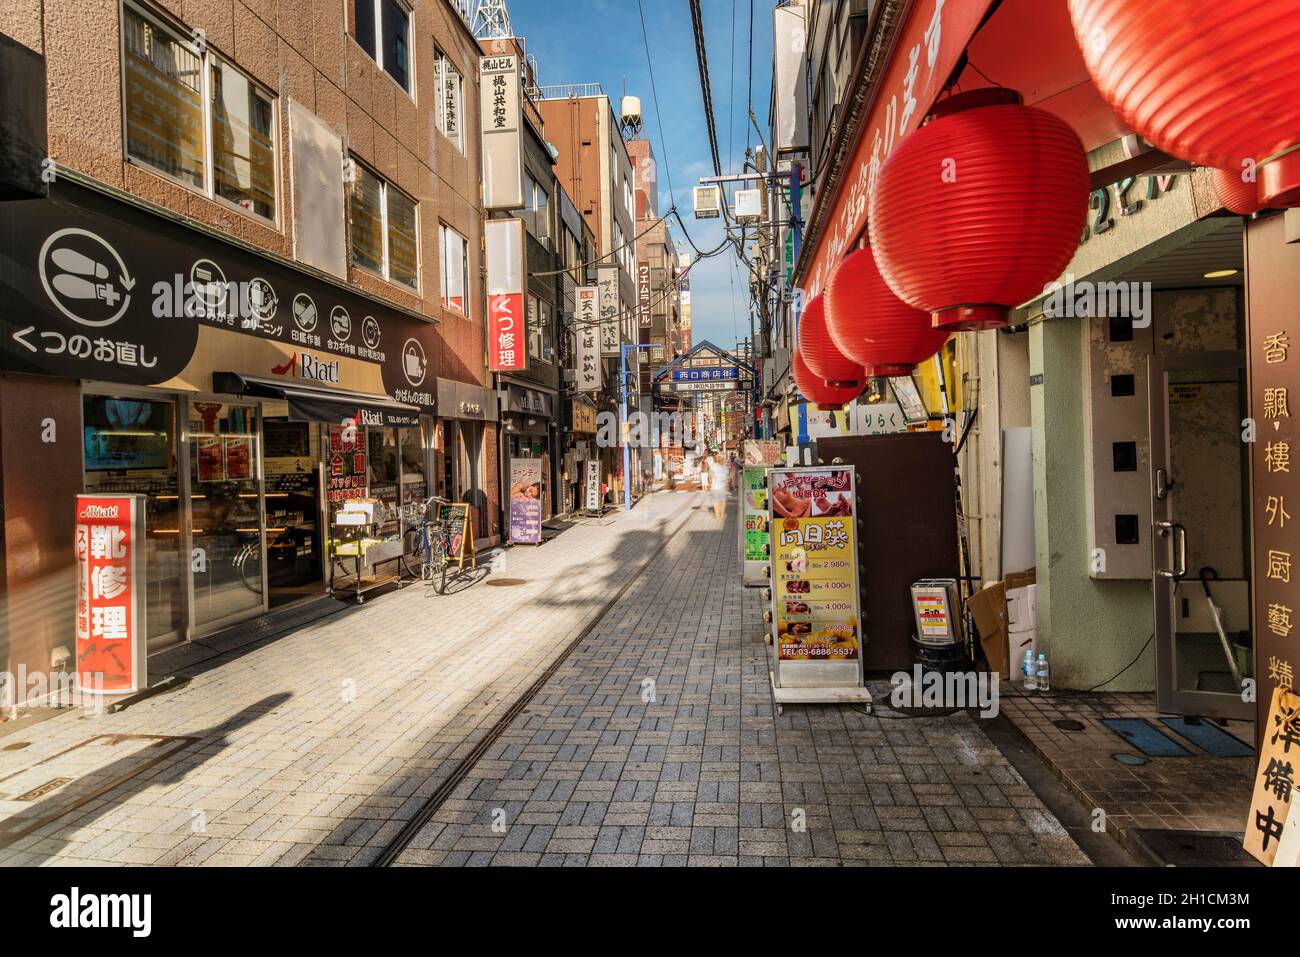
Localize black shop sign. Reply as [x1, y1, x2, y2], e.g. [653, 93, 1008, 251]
[0, 181, 437, 414]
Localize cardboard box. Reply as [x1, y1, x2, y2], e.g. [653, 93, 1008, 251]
[966, 581, 1009, 679]
[1007, 582, 1037, 632]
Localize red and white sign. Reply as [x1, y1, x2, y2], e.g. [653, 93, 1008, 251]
[486, 218, 526, 372]
[74, 494, 148, 694]
[800, 0, 998, 298]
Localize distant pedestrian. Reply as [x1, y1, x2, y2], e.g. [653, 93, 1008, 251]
[708, 455, 729, 521]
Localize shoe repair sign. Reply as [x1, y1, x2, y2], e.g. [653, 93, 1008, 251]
[74, 494, 148, 694]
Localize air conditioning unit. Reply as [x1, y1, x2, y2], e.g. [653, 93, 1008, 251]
[693, 184, 721, 219]
[734, 189, 763, 222]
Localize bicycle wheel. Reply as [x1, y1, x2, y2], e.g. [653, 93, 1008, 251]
[430, 538, 448, 595]
[398, 524, 425, 579]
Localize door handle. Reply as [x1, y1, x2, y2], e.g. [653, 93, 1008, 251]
[1155, 467, 1173, 501]
[1154, 521, 1187, 579]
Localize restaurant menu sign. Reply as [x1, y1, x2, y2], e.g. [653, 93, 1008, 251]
[509, 458, 543, 545]
[768, 466, 864, 693]
[437, 502, 475, 569]
[576, 285, 601, 392]
[74, 494, 147, 694]
[741, 439, 782, 585]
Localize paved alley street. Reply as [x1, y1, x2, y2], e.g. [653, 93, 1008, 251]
[0, 494, 1087, 867]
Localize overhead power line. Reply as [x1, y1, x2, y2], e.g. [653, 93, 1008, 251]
[689, 0, 723, 177]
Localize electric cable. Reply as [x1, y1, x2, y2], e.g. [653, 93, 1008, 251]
[528, 207, 674, 277]
[688, 0, 723, 177]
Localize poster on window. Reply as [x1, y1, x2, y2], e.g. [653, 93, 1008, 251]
[509, 458, 544, 545]
[326, 424, 367, 505]
[767, 466, 866, 698]
[576, 285, 601, 392]
[224, 436, 252, 480]
[197, 436, 224, 482]
[74, 494, 148, 694]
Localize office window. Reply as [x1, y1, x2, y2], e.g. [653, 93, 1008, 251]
[527, 296, 549, 361]
[349, 0, 412, 93]
[434, 47, 463, 151]
[211, 59, 276, 219]
[440, 224, 469, 314]
[349, 160, 419, 289]
[524, 173, 549, 240]
[122, 2, 278, 222]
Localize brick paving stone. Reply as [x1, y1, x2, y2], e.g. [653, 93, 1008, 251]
[0, 493, 1091, 867]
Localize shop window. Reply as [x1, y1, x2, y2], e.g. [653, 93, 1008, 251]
[349, 159, 419, 289]
[188, 401, 263, 628]
[82, 394, 184, 642]
[122, 2, 277, 223]
[366, 427, 400, 534]
[439, 223, 469, 314]
[348, 0, 412, 94]
[524, 173, 550, 240]
[434, 47, 463, 151]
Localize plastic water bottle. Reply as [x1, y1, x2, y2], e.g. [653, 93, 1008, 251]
[1036, 654, 1050, 692]
[1023, 650, 1038, 691]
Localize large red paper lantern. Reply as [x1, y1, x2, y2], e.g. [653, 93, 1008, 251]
[825, 245, 949, 378]
[1068, 0, 1300, 207]
[868, 90, 1090, 332]
[797, 293, 863, 386]
[1212, 167, 1265, 216]
[791, 349, 863, 411]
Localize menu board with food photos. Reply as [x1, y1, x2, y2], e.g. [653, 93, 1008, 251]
[767, 465, 868, 701]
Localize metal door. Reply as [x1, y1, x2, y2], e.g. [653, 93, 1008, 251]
[1149, 351, 1253, 719]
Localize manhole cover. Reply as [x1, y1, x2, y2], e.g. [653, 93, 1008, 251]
[1053, 719, 1086, 732]
[1131, 829, 1262, 867]
[3, 742, 30, 751]
[485, 578, 528, 587]
[1112, 752, 1149, 766]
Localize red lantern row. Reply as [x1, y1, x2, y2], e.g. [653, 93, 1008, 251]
[1069, 0, 1300, 209]
[791, 348, 863, 411]
[797, 293, 863, 386]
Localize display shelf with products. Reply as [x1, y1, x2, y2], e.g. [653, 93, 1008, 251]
[327, 499, 405, 603]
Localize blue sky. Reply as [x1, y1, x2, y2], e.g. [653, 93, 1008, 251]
[508, 0, 777, 354]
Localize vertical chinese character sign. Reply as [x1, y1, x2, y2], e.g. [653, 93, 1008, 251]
[478, 54, 523, 211]
[486, 219, 526, 372]
[74, 494, 147, 694]
[1244, 687, 1299, 865]
[597, 264, 620, 356]
[576, 285, 601, 392]
[766, 466, 867, 702]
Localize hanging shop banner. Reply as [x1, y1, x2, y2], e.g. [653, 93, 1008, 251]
[857, 402, 907, 435]
[508, 457, 544, 544]
[0, 181, 438, 415]
[1244, 686, 1300, 865]
[74, 494, 148, 695]
[597, 264, 621, 356]
[741, 439, 783, 586]
[584, 459, 603, 513]
[767, 466, 868, 702]
[480, 53, 524, 211]
[637, 262, 652, 327]
[575, 285, 601, 392]
[800, 0, 998, 298]
[437, 502, 476, 569]
[486, 218, 526, 371]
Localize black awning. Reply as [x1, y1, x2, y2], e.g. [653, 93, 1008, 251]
[212, 372, 422, 428]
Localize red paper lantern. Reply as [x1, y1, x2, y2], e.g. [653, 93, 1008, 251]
[1212, 167, 1265, 216]
[791, 349, 863, 411]
[868, 90, 1090, 332]
[825, 245, 949, 378]
[1069, 0, 1300, 207]
[798, 293, 863, 386]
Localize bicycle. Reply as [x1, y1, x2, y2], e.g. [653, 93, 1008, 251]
[400, 495, 453, 595]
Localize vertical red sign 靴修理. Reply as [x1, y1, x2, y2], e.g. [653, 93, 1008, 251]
[74, 494, 147, 694]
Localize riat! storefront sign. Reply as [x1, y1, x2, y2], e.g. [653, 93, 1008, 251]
[486, 218, 526, 372]
[800, 0, 998, 298]
[0, 181, 438, 416]
[74, 494, 147, 694]
[575, 285, 601, 391]
[767, 466, 866, 701]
